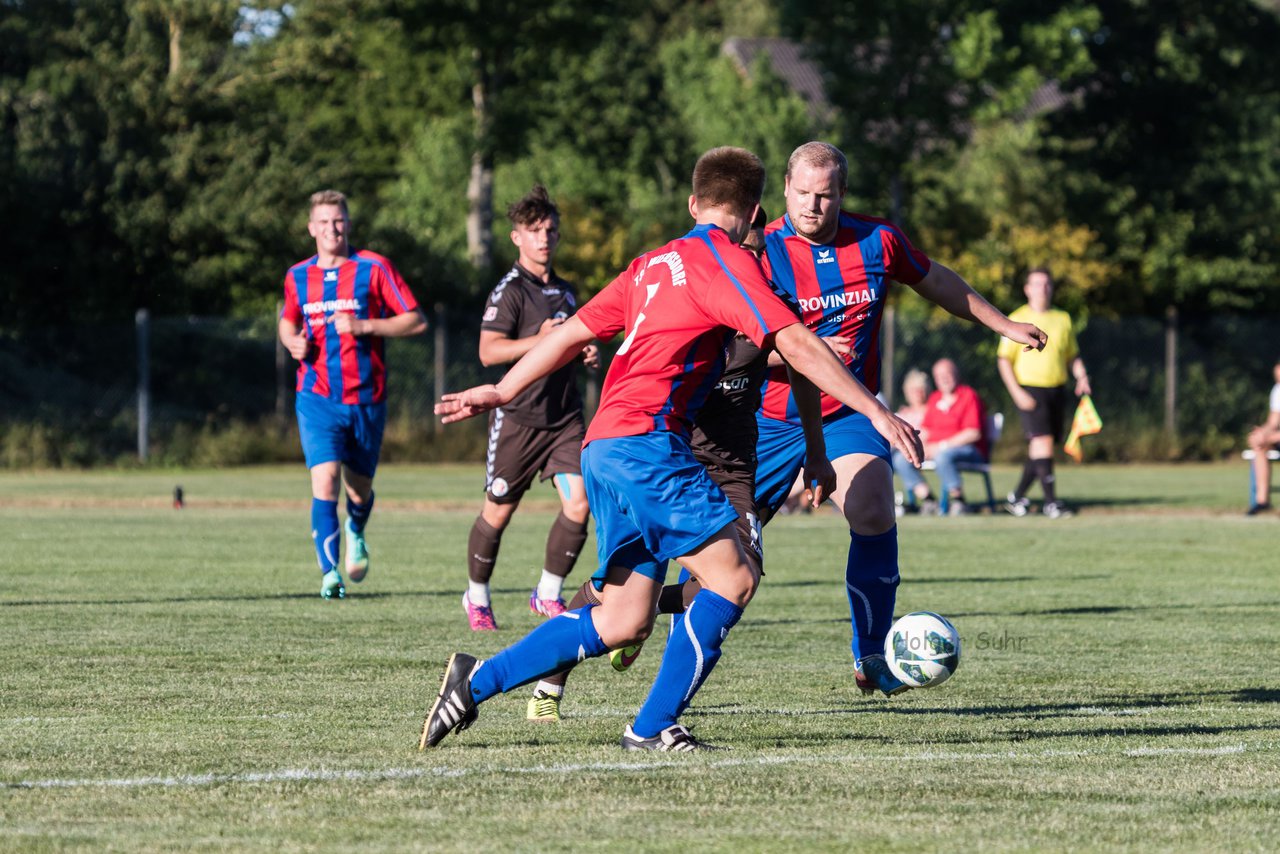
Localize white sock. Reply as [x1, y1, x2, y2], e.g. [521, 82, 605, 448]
[534, 680, 564, 698]
[536, 570, 565, 602]
[467, 580, 491, 607]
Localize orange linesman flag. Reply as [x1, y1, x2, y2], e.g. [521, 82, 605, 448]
[1064, 394, 1102, 462]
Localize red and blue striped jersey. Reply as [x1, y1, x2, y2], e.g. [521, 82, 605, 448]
[759, 211, 931, 424]
[280, 249, 419, 405]
[576, 224, 801, 445]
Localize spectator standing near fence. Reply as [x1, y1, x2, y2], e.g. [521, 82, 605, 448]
[1245, 358, 1280, 515]
[997, 267, 1090, 519]
[463, 185, 599, 631]
[278, 190, 427, 599]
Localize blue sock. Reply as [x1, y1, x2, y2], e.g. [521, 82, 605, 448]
[469, 606, 607, 703]
[846, 527, 899, 662]
[311, 498, 340, 574]
[632, 588, 743, 738]
[347, 491, 374, 532]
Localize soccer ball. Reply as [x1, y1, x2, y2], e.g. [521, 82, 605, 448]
[885, 611, 961, 688]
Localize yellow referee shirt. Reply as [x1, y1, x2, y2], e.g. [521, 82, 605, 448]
[997, 306, 1078, 388]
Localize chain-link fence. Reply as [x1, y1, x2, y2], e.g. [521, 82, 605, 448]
[2, 309, 1275, 467]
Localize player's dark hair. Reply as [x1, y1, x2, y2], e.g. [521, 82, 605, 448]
[752, 206, 768, 229]
[309, 189, 349, 216]
[507, 184, 559, 227]
[691, 147, 766, 217]
[786, 142, 848, 189]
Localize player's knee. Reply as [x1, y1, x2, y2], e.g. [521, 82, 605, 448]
[563, 495, 589, 522]
[846, 503, 896, 536]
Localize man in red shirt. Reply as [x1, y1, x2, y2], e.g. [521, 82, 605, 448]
[894, 358, 988, 516]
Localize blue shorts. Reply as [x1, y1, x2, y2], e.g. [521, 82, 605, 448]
[584, 432, 739, 586]
[754, 410, 890, 518]
[295, 392, 386, 476]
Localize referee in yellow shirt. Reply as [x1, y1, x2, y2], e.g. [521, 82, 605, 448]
[997, 268, 1091, 518]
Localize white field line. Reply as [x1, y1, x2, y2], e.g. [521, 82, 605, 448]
[5, 743, 1259, 791]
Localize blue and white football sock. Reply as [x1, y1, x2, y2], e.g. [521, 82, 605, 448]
[846, 527, 900, 663]
[311, 498, 340, 574]
[346, 491, 374, 532]
[632, 587, 742, 738]
[468, 605, 607, 703]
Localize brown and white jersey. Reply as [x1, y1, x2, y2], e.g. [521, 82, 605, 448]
[480, 263, 584, 428]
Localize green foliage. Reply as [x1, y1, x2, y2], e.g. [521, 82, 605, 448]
[0, 0, 1276, 344]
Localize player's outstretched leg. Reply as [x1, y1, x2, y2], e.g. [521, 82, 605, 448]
[846, 527, 907, 696]
[423, 605, 609, 747]
[420, 653, 480, 749]
[345, 492, 374, 582]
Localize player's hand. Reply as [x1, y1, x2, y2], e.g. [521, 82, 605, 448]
[1006, 321, 1047, 352]
[822, 336, 855, 360]
[581, 343, 601, 369]
[435, 385, 504, 423]
[1075, 375, 1092, 397]
[332, 312, 368, 337]
[1013, 389, 1037, 412]
[539, 317, 564, 338]
[282, 331, 311, 361]
[801, 455, 837, 510]
[871, 409, 923, 467]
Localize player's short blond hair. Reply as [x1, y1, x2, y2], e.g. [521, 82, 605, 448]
[786, 142, 848, 189]
[309, 189, 349, 217]
[691, 147, 766, 218]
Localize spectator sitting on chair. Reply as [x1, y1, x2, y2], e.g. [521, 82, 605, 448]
[1246, 358, 1280, 516]
[890, 369, 932, 513]
[893, 358, 988, 516]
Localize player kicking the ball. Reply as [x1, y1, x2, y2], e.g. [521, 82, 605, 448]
[422, 146, 921, 752]
[753, 142, 1046, 695]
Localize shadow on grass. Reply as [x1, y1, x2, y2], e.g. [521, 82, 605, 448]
[691, 687, 1280, 746]
[952, 599, 1280, 618]
[0, 587, 533, 608]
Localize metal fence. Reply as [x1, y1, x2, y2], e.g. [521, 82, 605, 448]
[1, 308, 1275, 466]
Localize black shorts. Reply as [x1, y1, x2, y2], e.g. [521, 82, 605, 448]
[1018, 385, 1069, 443]
[484, 410, 584, 504]
[701, 461, 763, 575]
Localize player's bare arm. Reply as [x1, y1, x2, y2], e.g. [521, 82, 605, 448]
[766, 335, 853, 368]
[787, 367, 837, 508]
[997, 356, 1038, 411]
[1071, 356, 1092, 397]
[277, 317, 311, 361]
[332, 307, 428, 338]
[437, 315, 596, 423]
[773, 323, 923, 466]
[911, 262, 1047, 352]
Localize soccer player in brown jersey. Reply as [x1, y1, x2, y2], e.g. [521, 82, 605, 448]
[463, 185, 600, 630]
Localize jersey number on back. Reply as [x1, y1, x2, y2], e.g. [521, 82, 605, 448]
[616, 283, 661, 356]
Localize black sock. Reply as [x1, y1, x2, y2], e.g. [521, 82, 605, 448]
[1032, 458, 1056, 504]
[1013, 460, 1037, 499]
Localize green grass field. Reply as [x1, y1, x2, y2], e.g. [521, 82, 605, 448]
[2, 463, 1278, 851]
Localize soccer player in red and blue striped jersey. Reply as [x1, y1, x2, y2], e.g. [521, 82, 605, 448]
[753, 142, 1047, 696]
[278, 190, 427, 600]
[420, 147, 922, 752]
